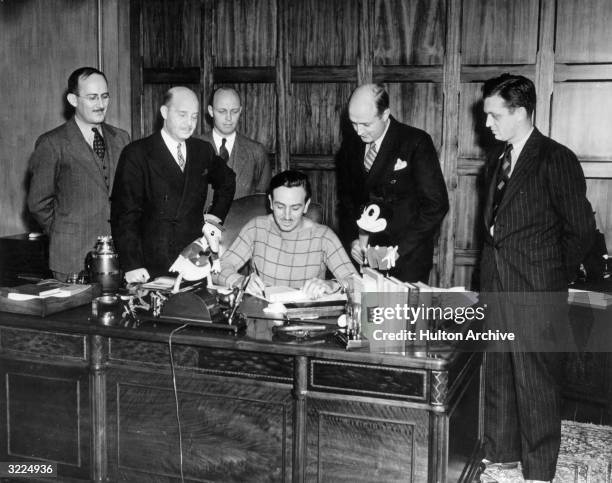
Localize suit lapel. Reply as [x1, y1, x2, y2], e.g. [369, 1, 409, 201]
[496, 129, 541, 216]
[230, 133, 247, 182]
[366, 117, 398, 190]
[64, 118, 109, 192]
[101, 123, 122, 192]
[178, 137, 203, 216]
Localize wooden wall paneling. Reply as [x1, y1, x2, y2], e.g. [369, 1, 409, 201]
[550, 83, 612, 161]
[304, 170, 338, 229]
[141, 0, 202, 68]
[289, 83, 355, 155]
[461, 0, 539, 65]
[556, 0, 612, 63]
[130, 0, 144, 138]
[357, 0, 373, 84]
[586, 179, 612, 247]
[215, 0, 277, 67]
[207, 83, 277, 154]
[142, 84, 202, 137]
[101, 0, 132, 134]
[458, 82, 493, 160]
[439, 0, 460, 287]
[373, 0, 445, 66]
[386, 83, 444, 149]
[534, 0, 555, 135]
[276, 0, 290, 171]
[0, 0, 98, 237]
[288, 82, 354, 231]
[201, 0, 214, 132]
[455, 176, 482, 251]
[289, 0, 359, 67]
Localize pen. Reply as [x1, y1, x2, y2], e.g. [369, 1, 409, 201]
[251, 260, 266, 299]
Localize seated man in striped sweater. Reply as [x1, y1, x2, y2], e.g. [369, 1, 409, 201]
[215, 170, 357, 299]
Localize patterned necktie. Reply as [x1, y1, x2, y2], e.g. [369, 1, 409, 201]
[92, 127, 105, 159]
[177, 143, 186, 171]
[363, 143, 377, 171]
[219, 138, 229, 161]
[491, 143, 513, 223]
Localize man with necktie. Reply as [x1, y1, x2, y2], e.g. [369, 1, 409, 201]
[28, 67, 131, 280]
[199, 87, 271, 200]
[479, 74, 595, 482]
[111, 86, 235, 283]
[336, 83, 448, 282]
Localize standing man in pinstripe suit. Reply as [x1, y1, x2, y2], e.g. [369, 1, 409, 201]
[479, 74, 595, 482]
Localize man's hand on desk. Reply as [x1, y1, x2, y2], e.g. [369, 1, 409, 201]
[125, 268, 150, 284]
[302, 278, 340, 300]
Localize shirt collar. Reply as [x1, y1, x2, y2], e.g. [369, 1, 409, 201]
[508, 127, 533, 162]
[74, 116, 102, 145]
[370, 118, 391, 152]
[160, 128, 186, 164]
[212, 129, 237, 155]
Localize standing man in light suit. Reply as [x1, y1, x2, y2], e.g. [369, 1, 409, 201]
[200, 87, 271, 200]
[28, 67, 130, 280]
[111, 87, 235, 283]
[479, 74, 595, 482]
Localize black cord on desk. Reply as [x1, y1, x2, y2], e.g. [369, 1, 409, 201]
[169, 323, 189, 483]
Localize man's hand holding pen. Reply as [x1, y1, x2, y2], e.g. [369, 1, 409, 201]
[242, 273, 266, 298]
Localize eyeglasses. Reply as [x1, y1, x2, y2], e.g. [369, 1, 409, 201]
[77, 93, 110, 102]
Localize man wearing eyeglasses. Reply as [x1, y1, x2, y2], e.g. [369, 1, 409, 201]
[28, 67, 131, 280]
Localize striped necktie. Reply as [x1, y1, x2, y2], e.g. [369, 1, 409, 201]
[491, 143, 513, 223]
[363, 143, 377, 171]
[177, 143, 186, 171]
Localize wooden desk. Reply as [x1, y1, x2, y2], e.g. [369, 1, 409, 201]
[0, 304, 482, 482]
[564, 280, 612, 424]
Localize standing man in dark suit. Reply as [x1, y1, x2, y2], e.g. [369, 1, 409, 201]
[200, 87, 271, 199]
[111, 86, 235, 283]
[28, 67, 130, 280]
[337, 83, 448, 282]
[480, 74, 595, 482]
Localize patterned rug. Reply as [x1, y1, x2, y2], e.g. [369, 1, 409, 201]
[480, 420, 612, 483]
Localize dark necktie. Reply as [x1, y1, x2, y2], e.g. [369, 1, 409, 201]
[219, 138, 229, 161]
[92, 127, 105, 159]
[491, 143, 513, 223]
[363, 143, 377, 171]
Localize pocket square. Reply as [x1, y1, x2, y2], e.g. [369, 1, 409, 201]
[393, 158, 407, 171]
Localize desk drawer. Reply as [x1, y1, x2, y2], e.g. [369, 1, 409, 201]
[309, 360, 428, 401]
[0, 327, 87, 361]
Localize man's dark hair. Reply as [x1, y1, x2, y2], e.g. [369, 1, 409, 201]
[268, 170, 312, 201]
[67, 67, 107, 95]
[371, 83, 390, 116]
[482, 73, 536, 117]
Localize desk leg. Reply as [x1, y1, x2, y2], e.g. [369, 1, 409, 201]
[429, 369, 449, 483]
[90, 334, 108, 482]
[292, 356, 307, 483]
